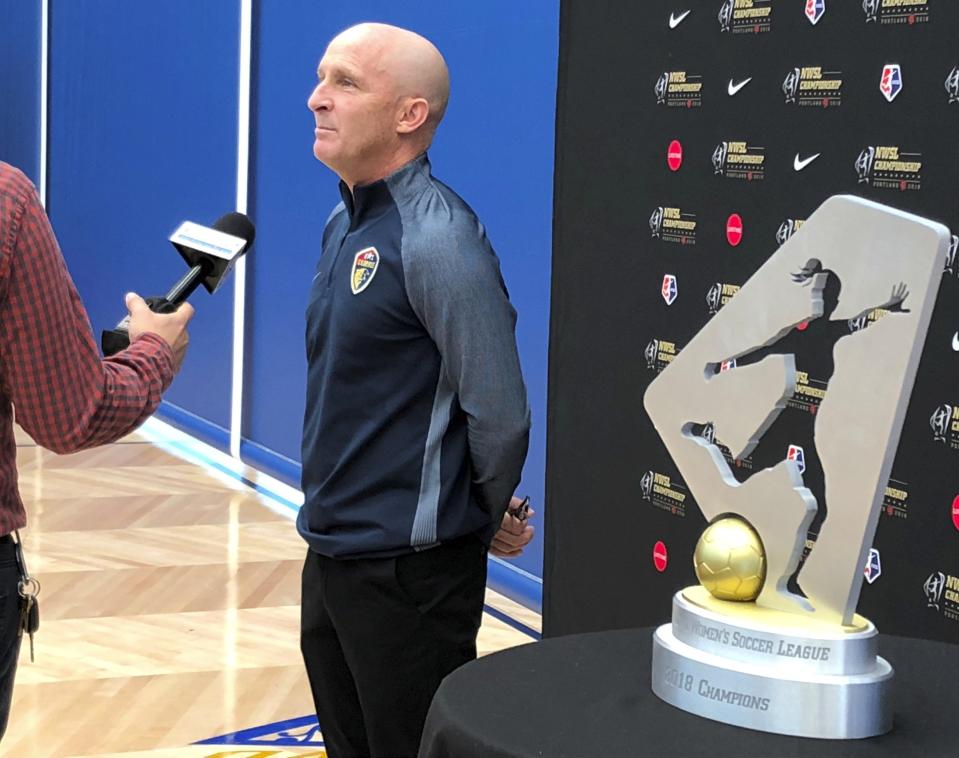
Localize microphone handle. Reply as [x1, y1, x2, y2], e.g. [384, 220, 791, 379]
[165, 263, 209, 305]
[101, 262, 210, 357]
[101, 296, 179, 357]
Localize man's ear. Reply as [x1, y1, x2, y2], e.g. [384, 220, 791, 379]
[396, 97, 430, 134]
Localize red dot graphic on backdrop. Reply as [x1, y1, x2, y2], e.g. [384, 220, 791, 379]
[796, 320, 809, 331]
[667, 140, 683, 171]
[726, 214, 744, 246]
[653, 541, 668, 572]
[952, 495, 959, 531]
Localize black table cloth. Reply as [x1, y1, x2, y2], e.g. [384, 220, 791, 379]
[419, 627, 957, 758]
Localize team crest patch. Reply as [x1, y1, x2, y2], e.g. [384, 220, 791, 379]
[351, 247, 379, 294]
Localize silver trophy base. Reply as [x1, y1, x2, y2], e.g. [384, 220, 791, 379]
[651, 589, 893, 739]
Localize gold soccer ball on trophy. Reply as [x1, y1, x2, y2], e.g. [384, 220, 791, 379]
[694, 517, 766, 601]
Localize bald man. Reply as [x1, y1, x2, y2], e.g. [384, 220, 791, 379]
[298, 23, 532, 758]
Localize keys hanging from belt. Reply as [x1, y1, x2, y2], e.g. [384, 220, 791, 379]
[13, 531, 40, 663]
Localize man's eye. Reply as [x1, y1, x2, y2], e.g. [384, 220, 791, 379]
[339, 78, 355, 87]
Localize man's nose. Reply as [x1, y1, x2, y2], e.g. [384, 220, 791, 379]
[307, 85, 330, 111]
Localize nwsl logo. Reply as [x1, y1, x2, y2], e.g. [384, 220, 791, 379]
[880, 64, 903, 103]
[786, 444, 806, 474]
[805, 0, 825, 25]
[864, 548, 882, 584]
[662, 275, 678, 305]
[862, 0, 879, 22]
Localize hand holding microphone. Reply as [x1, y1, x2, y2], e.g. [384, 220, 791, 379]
[124, 292, 194, 371]
[102, 212, 255, 358]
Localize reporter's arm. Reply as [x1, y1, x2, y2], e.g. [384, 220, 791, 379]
[0, 168, 178, 453]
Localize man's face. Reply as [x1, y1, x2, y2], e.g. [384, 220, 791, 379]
[307, 35, 399, 184]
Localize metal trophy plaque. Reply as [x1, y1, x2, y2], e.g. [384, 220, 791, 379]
[644, 196, 951, 739]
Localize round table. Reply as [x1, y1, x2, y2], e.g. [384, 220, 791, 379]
[418, 627, 958, 758]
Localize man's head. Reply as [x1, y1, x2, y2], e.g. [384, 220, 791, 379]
[307, 23, 450, 188]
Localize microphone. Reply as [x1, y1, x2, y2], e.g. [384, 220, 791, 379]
[101, 212, 255, 356]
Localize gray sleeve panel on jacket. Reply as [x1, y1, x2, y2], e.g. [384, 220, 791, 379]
[322, 202, 346, 244]
[400, 201, 531, 523]
[325, 201, 346, 226]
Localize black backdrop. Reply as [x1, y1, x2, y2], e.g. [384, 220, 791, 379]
[545, 0, 959, 643]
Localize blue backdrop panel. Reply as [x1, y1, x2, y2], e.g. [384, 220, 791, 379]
[48, 0, 239, 434]
[0, 0, 41, 183]
[245, 2, 558, 581]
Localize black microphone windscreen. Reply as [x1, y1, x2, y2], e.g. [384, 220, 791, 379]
[213, 212, 256, 249]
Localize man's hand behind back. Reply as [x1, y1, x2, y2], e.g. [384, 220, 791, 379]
[125, 292, 194, 372]
[491, 496, 535, 558]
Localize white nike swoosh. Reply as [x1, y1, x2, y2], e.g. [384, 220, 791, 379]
[952, 332, 959, 351]
[793, 153, 821, 171]
[727, 77, 752, 96]
[669, 10, 691, 28]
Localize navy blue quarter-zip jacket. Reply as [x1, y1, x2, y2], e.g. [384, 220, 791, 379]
[298, 154, 530, 559]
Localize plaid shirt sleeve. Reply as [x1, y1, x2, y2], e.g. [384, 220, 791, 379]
[0, 164, 175, 454]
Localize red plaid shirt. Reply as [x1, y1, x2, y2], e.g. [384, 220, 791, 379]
[0, 163, 175, 535]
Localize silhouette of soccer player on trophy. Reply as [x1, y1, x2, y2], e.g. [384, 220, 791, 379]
[692, 258, 910, 599]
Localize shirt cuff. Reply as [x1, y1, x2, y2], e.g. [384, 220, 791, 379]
[129, 331, 176, 388]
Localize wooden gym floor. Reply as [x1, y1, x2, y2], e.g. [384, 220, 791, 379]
[3, 422, 540, 757]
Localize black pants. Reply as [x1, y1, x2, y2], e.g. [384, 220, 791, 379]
[0, 535, 21, 743]
[301, 535, 487, 758]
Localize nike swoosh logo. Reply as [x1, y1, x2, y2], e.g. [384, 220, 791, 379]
[952, 332, 959, 351]
[727, 77, 752, 96]
[669, 10, 691, 28]
[793, 153, 821, 171]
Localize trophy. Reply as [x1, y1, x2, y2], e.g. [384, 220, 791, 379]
[644, 196, 951, 738]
